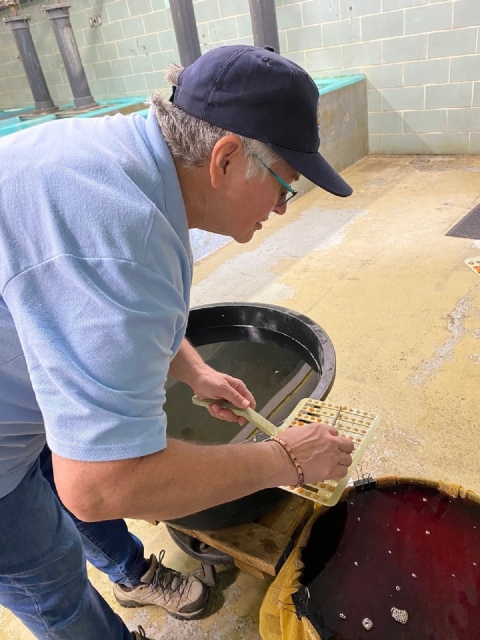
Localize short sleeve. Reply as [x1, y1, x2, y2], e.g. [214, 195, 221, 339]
[3, 255, 188, 461]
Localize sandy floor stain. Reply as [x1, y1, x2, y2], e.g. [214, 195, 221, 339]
[408, 295, 476, 386]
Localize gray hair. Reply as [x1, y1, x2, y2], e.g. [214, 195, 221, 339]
[149, 64, 281, 180]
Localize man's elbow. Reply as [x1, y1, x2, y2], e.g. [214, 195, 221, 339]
[58, 482, 116, 522]
[52, 453, 125, 522]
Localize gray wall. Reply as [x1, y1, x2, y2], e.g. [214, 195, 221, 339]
[0, 0, 179, 107]
[276, 0, 480, 154]
[1, 0, 479, 154]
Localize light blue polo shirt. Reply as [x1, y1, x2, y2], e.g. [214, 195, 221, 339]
[0, 107, 193, 499]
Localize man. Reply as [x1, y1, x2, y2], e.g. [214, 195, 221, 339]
[0, 45, 354, 639]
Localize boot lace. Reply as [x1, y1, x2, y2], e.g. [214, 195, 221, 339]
[150, 550, 188, 603]
[136, 626, 147, 638]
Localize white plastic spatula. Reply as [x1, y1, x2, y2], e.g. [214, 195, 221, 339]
[191, 395, 279, 438]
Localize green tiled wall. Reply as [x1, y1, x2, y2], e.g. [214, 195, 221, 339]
[0, 0, 179, 108]
[1, 0, 479, 153]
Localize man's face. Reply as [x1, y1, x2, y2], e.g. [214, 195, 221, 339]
[184, 136, 301, 242]
[204, 138, 300, 243]
[231, 159, 300, 243]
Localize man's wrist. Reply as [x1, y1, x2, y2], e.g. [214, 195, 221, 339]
[263, 439, 299, 487]
[169, 338, 209, 387]
[185, 362, 212, 389]
[268, 437, 304, 487]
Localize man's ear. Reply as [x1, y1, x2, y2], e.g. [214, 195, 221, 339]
[209, 135, 244, 189]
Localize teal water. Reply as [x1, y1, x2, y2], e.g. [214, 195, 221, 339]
[0, 97, 147, 138]
[315, 74, 365, 95]
[1, 74, 365, 138]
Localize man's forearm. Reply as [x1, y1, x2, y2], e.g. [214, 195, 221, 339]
[53, 437, 296, 523]
[168, 338, 208, 387]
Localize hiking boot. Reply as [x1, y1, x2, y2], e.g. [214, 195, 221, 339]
[114, 551, 208, 620]
[132, 626, 154, 639]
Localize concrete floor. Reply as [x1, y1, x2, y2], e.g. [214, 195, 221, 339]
[2, 154, 480, 639]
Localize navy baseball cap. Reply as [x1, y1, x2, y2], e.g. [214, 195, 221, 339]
[170, 45, 352, 198]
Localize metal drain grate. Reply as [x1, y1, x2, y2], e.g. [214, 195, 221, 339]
[446, 203, 480, 240]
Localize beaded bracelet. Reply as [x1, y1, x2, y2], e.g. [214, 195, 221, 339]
[269, 436, 305, 488]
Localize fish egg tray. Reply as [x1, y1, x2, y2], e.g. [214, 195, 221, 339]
[278, 398, 381, 507]
[465, 256, 480, 278]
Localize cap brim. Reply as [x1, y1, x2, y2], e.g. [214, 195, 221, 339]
[268, 144, 353, 197]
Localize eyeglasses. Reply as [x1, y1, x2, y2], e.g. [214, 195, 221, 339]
[255, 156, 298, 208]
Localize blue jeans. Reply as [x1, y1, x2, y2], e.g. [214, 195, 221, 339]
[39, 447, 149, 590]
[0, 451, 149, 639]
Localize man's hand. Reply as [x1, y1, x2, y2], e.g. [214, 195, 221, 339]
[272, 422, 355, 485]
[192, 367, 256, 425]
[168, 338, 256, 425]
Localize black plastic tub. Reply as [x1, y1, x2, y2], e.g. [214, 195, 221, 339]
[164, 302, 336, 531]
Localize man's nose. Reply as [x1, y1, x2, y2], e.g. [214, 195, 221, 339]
[272, 203, 288, 216]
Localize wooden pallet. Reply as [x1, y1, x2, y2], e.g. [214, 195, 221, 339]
[166, 493, 313, 579]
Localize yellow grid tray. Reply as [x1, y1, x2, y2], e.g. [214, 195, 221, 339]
[278, 398, 381, 507]
[465, 256, 480, 278]
[192, 395, 381, 507]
